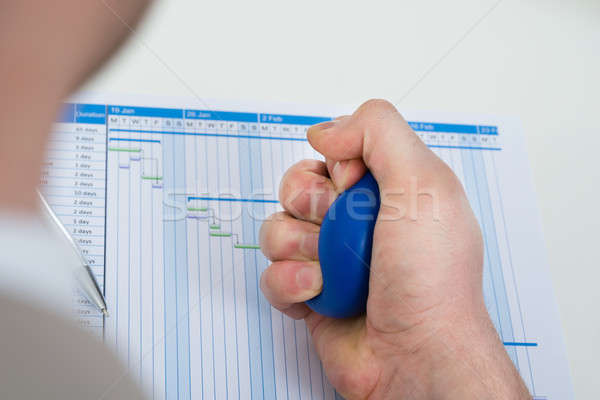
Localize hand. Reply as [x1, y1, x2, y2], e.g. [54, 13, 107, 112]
[259, 100, 530, 399]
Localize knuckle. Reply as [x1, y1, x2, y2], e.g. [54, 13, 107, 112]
[295, 158, 322, 171]
[278, 178, 299, 211]
[359, 98, 399, 119]
[278, 165, 310, 207]
[259, 212, 295, 260]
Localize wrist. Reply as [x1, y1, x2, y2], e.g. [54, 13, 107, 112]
[425, 314, 529, 399]
[373, 309, 530, 399]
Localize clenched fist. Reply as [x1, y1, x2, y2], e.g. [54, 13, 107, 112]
[260, 100, 529, 399]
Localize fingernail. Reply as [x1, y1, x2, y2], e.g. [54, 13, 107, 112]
[296, 264, 322, 293]
[331, 161, 347, 189]
[300, 231, 319, 259]
[312, 120, 336, 131]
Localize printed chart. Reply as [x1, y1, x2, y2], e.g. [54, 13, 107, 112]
[41, 100, 572, 399]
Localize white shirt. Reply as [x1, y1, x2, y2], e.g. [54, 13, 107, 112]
[0, 211, 78, 318]
[0, 211, 145, 399]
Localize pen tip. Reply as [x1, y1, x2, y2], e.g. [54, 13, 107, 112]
[102, 309, 109, 317]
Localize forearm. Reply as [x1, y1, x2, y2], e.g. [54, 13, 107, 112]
[428, 317, 530, 399]
[378, 313, 531, 399]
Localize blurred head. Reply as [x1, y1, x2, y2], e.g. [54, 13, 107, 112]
[0, 0, 152, 211]
[0, 0, 152, 96]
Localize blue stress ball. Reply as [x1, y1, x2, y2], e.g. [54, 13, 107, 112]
[306, 171, 380, 318]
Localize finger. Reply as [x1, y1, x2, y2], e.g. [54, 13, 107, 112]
[326, 157, 367, 192]
[279, 159, 338, 224]
[260, 260, 322, 311]
[259, 212, 320, 262]
[308, 99, 448, 191]
[277, 302, 313, 320]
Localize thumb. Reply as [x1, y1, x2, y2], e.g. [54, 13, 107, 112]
[307, 100, 475, 334]
[307, 99, 442, 193]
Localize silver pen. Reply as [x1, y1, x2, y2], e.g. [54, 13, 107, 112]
[36, 189, 109, 317]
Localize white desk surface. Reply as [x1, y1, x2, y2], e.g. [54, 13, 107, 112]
[82, 0, 599, 397]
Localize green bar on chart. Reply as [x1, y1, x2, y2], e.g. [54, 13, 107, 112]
[210, 232, 232, 237]
[234, 244, 261, 250]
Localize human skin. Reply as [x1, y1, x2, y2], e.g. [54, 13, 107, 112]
[259, 100, 531, 399]
[0, 0, 151, 212]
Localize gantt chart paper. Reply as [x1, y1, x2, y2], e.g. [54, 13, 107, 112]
[41, 97, 573, 399]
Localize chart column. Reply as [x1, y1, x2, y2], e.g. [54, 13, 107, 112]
[42, 103, 107, 337]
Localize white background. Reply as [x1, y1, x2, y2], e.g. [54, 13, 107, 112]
[82, 0, 599, 397]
